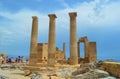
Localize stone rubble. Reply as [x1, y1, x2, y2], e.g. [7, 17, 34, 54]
[0, 75, 9, 79]
[0, 62, 117, 79]
[28, 64, 116, 79]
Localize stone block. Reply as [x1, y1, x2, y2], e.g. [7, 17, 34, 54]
[24, 69, 32, 76]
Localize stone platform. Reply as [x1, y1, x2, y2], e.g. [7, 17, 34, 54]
[23, 63, 80, 72]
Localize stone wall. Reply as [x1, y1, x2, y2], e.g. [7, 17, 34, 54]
[88, 42, 97, 63]
[37, 43, 48, 63]
[55, 50, 64, 61]
[101, 62, 120, 78]
[37, 43, 65, 63]
[42, 43, 48, 60]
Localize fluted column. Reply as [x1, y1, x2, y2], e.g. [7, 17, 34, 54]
[48, 14, 57, 66]
[63, 42, 66, 59]
[69, 12, 78, 65]
[77, 42, 80, 58]
[29, 16, 38, 65]
[85, 41, 89, 58]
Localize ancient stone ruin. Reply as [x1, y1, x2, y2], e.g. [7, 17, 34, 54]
[77, 36, 97, 63]
[29, 15, 65, 66]
[29, 12, 97, 66]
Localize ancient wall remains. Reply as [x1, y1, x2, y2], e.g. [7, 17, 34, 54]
[55, 50, 64, 61]
[36, 43, 65, 63]
[29, 12, 97, 65]
[101, 62, 120, 78]
[37, 43, 48, 63]
[77, 37, 97, 63]
[88, 42, 97, 63]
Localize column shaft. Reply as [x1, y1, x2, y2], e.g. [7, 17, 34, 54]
[69, 12, 78, 65]
[85, 42, 89, 58]
[63, 42, 66, 59]
[77, 42, 80, 58]
[29, 16, 38, 65]
[48, 14, 57, 66]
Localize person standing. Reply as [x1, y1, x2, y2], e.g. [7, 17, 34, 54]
[0, 55, 3, 66]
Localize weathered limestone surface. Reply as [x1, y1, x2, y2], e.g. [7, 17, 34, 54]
[88, 42, 97, 63]
[30, 42, 65, 64]
[29, 12, 97, 66]
[63, 42, 66, 59]
[101, 62, 120, 78]
[55, 50, 64, 61]
[77, 37, 97, 63]
[77, 36, 89, 60]
[48, 14, 57, 66]
[37, 43, 48, 63]
[84, 37, 89, 58]
[69, 12, 78, 65]
[29, 16, 38, 65]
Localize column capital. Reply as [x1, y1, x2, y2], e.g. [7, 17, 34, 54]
[32, 16, 38, 19]
[48, 14, 57, 18]
[32, 16, 38, 21]
[69, 12, 77, 17]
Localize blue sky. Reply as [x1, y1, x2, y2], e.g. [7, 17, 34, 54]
[0, 0, 120, 60]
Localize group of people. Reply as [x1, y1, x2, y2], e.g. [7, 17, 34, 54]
[0, 54, 29, 66]
[6, 56, 29, 64]
[6, 56, 23, 63]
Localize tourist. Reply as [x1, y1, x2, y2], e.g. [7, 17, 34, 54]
[18, 56, 21, 63]
[21, 56, 24, 63]
[6, 56, 8, 63]
[15, 58, 18, 63]
[26, 58, 29, 64]
[8, 58, 12, 64]
[11, 57, 15, 63]
[2, 57, 4, 64]
[0, 55, 2, 66]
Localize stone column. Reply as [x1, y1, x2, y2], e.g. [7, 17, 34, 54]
[77, 42, 80, 58]
[48, 14, 57, 66]
[63, 42, 66, 59]
[85, 41, 89, 58]
[29, 16, 38, 65]
[69, 12, 78, 65]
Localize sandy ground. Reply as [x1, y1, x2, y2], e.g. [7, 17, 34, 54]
[0, 68, 30, 79]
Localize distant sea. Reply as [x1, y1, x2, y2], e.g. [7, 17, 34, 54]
[7, 54, 120, 62]
[7, 54, 29, 60]
[98, 58, 120, 62]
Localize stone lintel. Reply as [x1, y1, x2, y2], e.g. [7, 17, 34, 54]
[48, 14, 57, 18]
[89, 42, 96, 45]
[69, 12, 77, 17]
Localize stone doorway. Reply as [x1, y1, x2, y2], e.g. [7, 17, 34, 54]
[79, 43, 85, 58]
[77, 36, 89, 63]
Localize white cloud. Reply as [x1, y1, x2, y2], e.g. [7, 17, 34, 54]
[57, 0, 70, 8]
[0, 29, 15, 46]
[0, 9, 49, 46]
[0, 9, 49, 36]
[0, 0, 120, 46]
